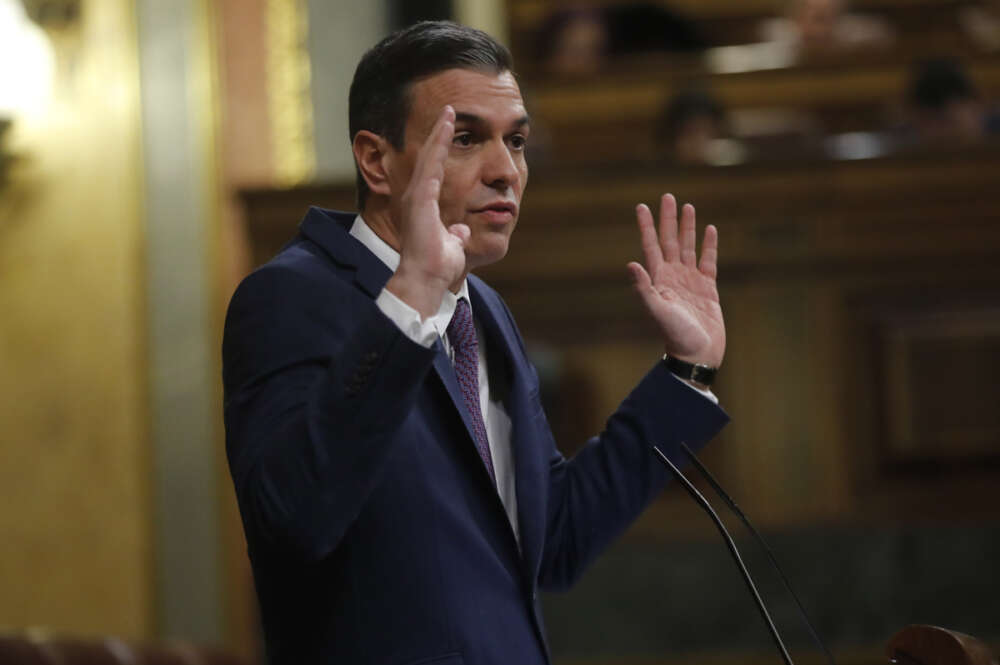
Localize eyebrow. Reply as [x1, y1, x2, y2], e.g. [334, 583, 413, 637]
[454, 112, 531, 131]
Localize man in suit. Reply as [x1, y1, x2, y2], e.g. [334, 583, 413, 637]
[223, 21, 728, 665]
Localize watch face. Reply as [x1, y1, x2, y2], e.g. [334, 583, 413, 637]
[664, 355, 716, 387]
[691, 365, 717, 386]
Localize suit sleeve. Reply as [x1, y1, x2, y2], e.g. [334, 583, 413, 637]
[538, 364, 729, 590]
[488, 299, 729, 591]
[222, 262, 436, 563]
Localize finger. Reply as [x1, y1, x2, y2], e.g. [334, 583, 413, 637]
[658, 193, 680, 263]
[679, 203, 697, 267]
[409, 105, 455, 201]
[635, 203, 665, 276]
[698, 224, 719, 279]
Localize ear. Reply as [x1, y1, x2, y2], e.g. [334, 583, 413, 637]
[353, 130, 394, 199]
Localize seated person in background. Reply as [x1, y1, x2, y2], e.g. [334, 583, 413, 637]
[959, 0, 1000, 52]
[537, 8, 607, 76]
[759, 0, 894, 62]
[656, 90, 732, 165]
[904, 58, 999, 145]
[538, 3, 706, 76]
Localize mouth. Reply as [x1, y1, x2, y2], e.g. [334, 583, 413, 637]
[472, 201, 518, 222]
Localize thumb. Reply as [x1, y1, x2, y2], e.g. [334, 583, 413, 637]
[627, 262, 659, 309]
[627, 261, 652, 291]
[447, 223, 471, 246]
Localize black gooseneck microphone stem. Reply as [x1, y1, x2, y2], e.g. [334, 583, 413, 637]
[651, 445, 795, 665]
[679, 443, 836, 665]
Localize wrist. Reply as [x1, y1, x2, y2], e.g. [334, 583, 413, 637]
[662, 354, 718, 388]
[385, 268, 449, 320]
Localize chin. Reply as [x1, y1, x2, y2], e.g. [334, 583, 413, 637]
[466, 239, 511, 271]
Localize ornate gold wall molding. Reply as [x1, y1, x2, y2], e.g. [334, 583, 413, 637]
[0, 0, 151, 637]
[265, 0, 315, 186]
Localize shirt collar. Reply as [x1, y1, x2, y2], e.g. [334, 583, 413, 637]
[349, 214, 471, 333]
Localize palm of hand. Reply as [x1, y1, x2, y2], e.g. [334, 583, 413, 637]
[396, 106, 470, 292]
[627, 194, 726, 368]
[400, 184, 467, 288]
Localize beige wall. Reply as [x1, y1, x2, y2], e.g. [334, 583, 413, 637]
[0, 0, 152, 638]
[454, 0, 509, 44]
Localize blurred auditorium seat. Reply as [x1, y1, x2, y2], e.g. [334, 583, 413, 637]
[0, 634, 249, 665]
[131, 641, 247, 665]
[38, 637, 136, 665]
[0, 635, 52, 665]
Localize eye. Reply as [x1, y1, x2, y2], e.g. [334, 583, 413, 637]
[453, 132, 473, 147]
[508, 134, 527, 151]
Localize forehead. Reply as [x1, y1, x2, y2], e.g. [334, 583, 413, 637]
[406, 68, 526, 132]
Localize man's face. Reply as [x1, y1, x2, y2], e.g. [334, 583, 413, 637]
[389, 68, 529, 271]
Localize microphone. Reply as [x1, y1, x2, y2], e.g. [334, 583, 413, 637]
[678, 442, 836, 665]
[652, 444, 795, 665]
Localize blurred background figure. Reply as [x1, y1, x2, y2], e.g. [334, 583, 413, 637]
[656, 89, 745, 165]
[904, 58, 999, 145]
[759, 0, 894, 62]
[537, 2, 705, 76]
[536, 7, 608, 76]
[959, 0, 1000, 52]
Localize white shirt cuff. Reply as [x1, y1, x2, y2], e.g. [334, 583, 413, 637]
[672, 374, 720, 404]
[375, 288, 439, 348]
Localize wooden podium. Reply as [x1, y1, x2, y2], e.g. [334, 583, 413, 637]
[888, 625, 999, 665]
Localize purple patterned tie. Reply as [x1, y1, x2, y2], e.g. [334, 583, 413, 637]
[446, 298, 497, 485]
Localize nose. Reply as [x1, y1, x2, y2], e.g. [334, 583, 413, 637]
[482, 139, 520, 192]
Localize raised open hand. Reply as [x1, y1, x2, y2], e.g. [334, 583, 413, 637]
[389, 105, 471, 318]
[627, 194, 726, 368]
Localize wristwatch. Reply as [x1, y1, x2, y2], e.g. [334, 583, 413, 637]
[662, 354, 718, 387]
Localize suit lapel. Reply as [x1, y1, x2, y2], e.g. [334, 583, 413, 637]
[299, 207, 392, 298]
[469, 279, 546, 584]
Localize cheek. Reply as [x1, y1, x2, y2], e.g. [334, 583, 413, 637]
[437, 179, 472, 225]
[441, 166, 476, 201]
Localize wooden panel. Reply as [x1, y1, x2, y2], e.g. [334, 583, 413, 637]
[239, 183, 356, 267]
[869, 304, 1000, 464]
[506, 0, 973, 69]
[520, 56, 1000, 164]
[509, 0, 969, 23]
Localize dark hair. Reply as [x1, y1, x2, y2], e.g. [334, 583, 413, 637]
[349, 21, 513, 209]
[657, 89, 725, 146]
[907, 58, 978, 111]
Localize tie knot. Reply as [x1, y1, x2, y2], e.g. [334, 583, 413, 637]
[446, 298, 476, 351]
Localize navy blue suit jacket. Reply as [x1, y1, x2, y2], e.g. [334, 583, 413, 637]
[222, 208, 729, 665]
